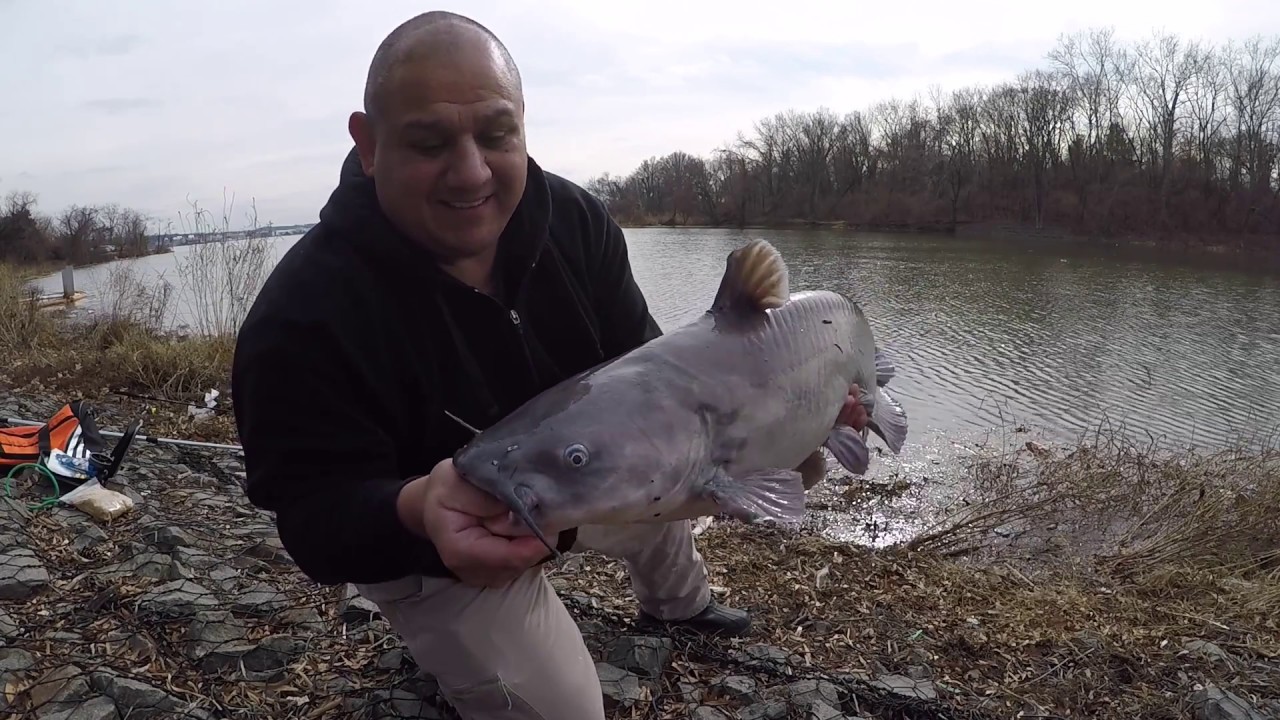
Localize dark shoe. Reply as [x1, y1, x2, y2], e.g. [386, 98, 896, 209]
[637, 599, 752, 637]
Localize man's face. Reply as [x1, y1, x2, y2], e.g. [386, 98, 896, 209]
[351, 35, 528, 261]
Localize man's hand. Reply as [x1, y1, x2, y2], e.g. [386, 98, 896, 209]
[398, 459, 550, 588]
[839, 383, 870, 431]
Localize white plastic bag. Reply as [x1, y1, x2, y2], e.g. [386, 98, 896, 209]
[59, 478, 135, 522]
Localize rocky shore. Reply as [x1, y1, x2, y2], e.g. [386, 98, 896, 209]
[2, 392, 1278, 720]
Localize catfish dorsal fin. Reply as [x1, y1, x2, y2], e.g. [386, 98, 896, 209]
[710, 239, 790, 315]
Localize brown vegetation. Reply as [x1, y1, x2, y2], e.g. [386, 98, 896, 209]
[586, 28, 1280, 250]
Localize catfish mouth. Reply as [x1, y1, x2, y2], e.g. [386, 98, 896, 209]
[502, 483, 558, 553]
[453, 456, 563, 561]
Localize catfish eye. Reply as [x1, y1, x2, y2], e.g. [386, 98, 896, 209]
[563, 443, 590, 468]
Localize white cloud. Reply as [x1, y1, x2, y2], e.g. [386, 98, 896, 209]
[1, 0, 1276, 226]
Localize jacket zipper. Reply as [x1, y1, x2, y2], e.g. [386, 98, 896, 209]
[508, 307, 542, 387]
[473, 286, 542, 389]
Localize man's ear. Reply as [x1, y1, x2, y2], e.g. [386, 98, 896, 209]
[348, 111, 377, 176]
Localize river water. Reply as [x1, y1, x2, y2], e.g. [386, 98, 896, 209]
[33, 228, 1280, 545]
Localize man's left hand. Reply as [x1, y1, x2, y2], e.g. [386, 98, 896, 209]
[838, 384, 869, 431]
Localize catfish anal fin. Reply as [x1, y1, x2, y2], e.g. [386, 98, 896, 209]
[824, 425, 870, 475]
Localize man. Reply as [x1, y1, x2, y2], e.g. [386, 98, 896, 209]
[232, 11, 868, 720]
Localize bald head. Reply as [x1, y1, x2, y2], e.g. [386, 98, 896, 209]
[347, 11, 531, 272]
[363, 11, 522, 125]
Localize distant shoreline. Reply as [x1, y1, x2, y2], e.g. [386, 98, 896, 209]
[617, 219, 1280, 267]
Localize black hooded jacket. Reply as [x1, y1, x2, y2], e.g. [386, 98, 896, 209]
[231, 148, 662, 586]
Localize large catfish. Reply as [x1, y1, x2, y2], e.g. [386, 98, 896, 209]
[452, 238, 908, 556]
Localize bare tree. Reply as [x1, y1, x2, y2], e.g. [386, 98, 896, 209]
[580, 27, 1280, 246]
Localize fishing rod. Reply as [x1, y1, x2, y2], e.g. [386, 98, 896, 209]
[1, 416, 243, 452]
[110, 389, 230, 415]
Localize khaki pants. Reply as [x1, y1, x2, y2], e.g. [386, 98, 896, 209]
[354, 452, 828, 720]
[353, 519, 711, 720]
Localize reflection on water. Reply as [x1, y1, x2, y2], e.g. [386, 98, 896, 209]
[34, 227, 1280, 545]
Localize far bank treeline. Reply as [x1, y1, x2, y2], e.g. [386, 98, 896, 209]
[585, 29, 1280, 246]
[0, 191, 165, 267]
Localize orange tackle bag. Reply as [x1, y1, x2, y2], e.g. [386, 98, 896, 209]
[0, 400, 108, 470]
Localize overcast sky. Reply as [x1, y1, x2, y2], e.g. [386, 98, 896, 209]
[2, 0, 1277, 228]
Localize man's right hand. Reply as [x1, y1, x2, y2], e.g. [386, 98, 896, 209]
[397, 458, 551, 588]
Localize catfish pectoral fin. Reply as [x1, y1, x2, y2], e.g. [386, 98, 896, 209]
[705, 467, 806, 524]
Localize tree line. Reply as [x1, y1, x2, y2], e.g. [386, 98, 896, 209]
[584, 28, 1280, 244]
[0, 190, 162, 266]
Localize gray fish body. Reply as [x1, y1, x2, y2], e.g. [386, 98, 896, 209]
[452, 240, 907, 551]
[632, 289, 875, 493]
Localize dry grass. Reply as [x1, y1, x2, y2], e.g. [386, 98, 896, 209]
[907, 426, 1280, 581]
[0, 224, 269, 429]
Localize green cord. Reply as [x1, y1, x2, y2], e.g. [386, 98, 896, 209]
[4, 462, 63, 512]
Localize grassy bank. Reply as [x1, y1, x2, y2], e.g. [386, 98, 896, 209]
[0, 246, 254, 444]
[2, 250, 1278, 717]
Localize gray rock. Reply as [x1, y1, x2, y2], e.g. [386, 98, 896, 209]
[142, 525, 195, 551]
[243, 635, 306, 676]
[0, 497, 32, 523]
[596, 662, 644, 710]
[370, 688, 444, 719]
[206, 564, 240, 584]
[88, 672, 183, 719]
[135, 580, 220, 618]
[172, 547, 218, 570]
[276, 607, 326, 634]
[0, 647, 37, 672]
[677, 681, 703, 703]
[245, 537, 290, 564]
[803, 700, 846, 720]
[57, 695, 121, 720]
[576, 619, 608, 654]
[1191, 685, 1272, 720]
[377, 649, 405, 670]
[49, 507, 85, 525]
[339, 584, 381, 624]
[185, 611, 248, 660]
[71, 525, 108, 553]
[29, 664, 92, 719]
[100, 552, 173, 580]
[870, 673, 938, 701]
[605, 635, 673, 679]
[0, 608, 19, 641]
[734, 644, 799, 674]
[232, 582, 290, 613]
[0, 547, 50, 600]
[707, 674, 759, 704]
[125, 635, 158, 662]
[196, 635, 304, 681]
[737, 701, 789, 720]
[778, 679, 844, 712]
[689, 706, 734, 720]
